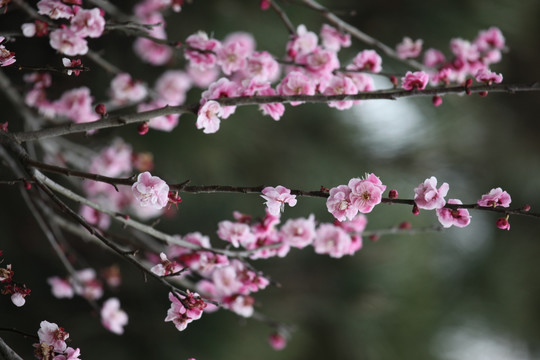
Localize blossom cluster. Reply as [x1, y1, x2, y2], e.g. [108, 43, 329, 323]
[0, 251, 31, 307]
[34, 320, 81, 360]
[0, 36, 16, 67]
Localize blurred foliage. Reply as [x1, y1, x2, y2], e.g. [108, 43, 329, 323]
[1, 0, 540, 359]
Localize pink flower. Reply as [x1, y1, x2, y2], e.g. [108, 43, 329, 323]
[323, 75, 358, 110]
[475, 68, 503, 85]
[436, 199, 471, 228]
[414, 176, 449, 210]
[217, 40, 250, 75]
[305, 47, 340, 76]
[280, 214, 316, 249]
[243, 80, 284, 120]
[196, 100, 223, 134]
[286, 24, 318, 60]
[110, 73, 148, 105]
[37, 0, 74, 19]
[313, 223, 352, 258]
[151, 252, 184, 276]
[54, 87, 97, 124]
[477, 187, 511, 208]
[276, 71, 316, 106]
[348, 173, 386, 213]
[132, 172, 170, 209]
[347, 50, 382, 73]
[401, 71, 429, 90]
[201, 78, 241, 119]
[450, 38, 479, 62]
[165, 291, 206, 331]
[155, 70, 192, 105]
[261, 186, 297, 216]
[71, 268, 103, 300]
[496, 217, 510, 230]
[245, 51, 280, 82]
[133, 37, 173, 66]
[187, 64, 220, 88]
[336, 213, 368, 233]
[37, 320, 69, 352]
[326, 184, 356, 221]
[320, 24, 351, 52]
[70, 8, 105, 38]
[0, 37, 16, 67]
[474, 27, 505, 52]
[53, 347, 81, 360]
[47, 276, 74, 299]
[268, 332, 287, 350]
[49, 28, 88, 56]
[396, 37, 423, 59]
[217, 221, 256, 248]
[101, 298, 128, 335]
[185, 31, 221, 70]
[423, 48, 446, 67]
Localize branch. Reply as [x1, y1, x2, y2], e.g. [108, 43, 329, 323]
[12, 82, 539, 142]
[299, 0, 427, 71]
[0, 337, 24, 360]
[268, 0, 296, 35]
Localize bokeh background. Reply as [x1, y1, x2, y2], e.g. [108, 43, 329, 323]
[1, 0, 540, 359]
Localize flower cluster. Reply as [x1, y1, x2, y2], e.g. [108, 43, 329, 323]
[165, 291, 206, 331]
[0, 251, 31, 307]
[326, 173, 387, 221]
[34, 321, 81, 360]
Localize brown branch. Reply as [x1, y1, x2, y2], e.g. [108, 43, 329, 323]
[12, 82, 540, 143]
[268, 0, 296, 35]
[0, 337, 25, 360]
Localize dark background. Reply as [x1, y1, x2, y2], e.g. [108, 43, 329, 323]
[1, 0, 540, 359]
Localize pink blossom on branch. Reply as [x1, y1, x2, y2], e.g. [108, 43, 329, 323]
[475, 68, 503, 85]
[477, 187, 511, 207]
[276, 71, 316, 106]
[49, 28, 88, 56]
[414, 176, 449, 210]
[69, 8, 105, 38]
[165, 291, 206, 331]
[261, 186, 297, 216]
[320, 24, 351, 52]
[347, 49, 382, 73]
[196, 100, 223, 134]
[436, 199, 471, 228]
[348, 173, 386, 214]
[0, 37, 16, 67]
[401, 71, 429, 90]
[326, 184, 356, 221]
[37, 320, 69, 352]
[132, 172, 170, 209]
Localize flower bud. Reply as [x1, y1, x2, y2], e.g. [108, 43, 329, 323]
[95, 104, 107, 116]
[432, 95, 443, 107]
[138, 122, 149, 135]
[496, 217, 510, 230]
[388, 189, 398, 199]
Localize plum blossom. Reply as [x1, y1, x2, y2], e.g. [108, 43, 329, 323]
[185, 31, 221, 70]
[110, 73, 148, 105]
[269, 332, 287, 350]
[187, 64, 220, 88]
[496, 217, 510, 230]
[280, 214, 316, 249]
[245, 51, 280, 82]
[276, 71, 316, 106]
[436, 199, 471, 228]
[201, 78, 241, 118]
[320, 24, 351, 52]
[47, 276, 74, 299]
[326, 185, 356, 221]
[243, 80, 284, 120]
[132, 172, 170, 209]
[217, 221, 256, 248]
[155, 70, 192, 105]
[49, 28, 88, 56]
[261, 186, 297, 216]
[475, 68, 503, 84]
[313, 223, 353, 258]
[401, 71, 429, 90]
[217, 40, 250, 75]
[423, 48, 446, 67]
[133, 12, 172, 65]
[37, 0, 74, 19]
[54, 87, 97, 124]
[5, 285, 31, 307]
[69, 8, 105, 38]
[396, 37, 423, 59]
[287, 24, 318, 60]
[348, 173, 386, 213]
[477, 187, 511, 208]
[53, 347, 81, 360]
[347, 50, 382, 73]
[165, 291, 206, 331]
[323, 75, 358, 110]
[474, 27, 505, 52]
[101, 298, 129, 335]
[37, 320, 69, 352]
[0, 37, 16, 67]
[151, 252, 184, 276]
[196, 100, 223, 134]
[414, 176, 449, 210]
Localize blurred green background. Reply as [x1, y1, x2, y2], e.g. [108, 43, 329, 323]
[1, 0, 540, 359]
